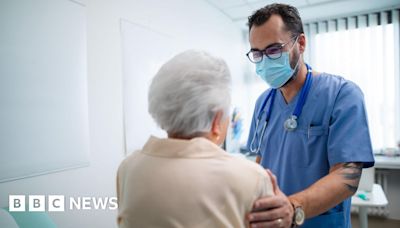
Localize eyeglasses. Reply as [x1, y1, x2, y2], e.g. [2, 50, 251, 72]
[246, 36, 299, 63]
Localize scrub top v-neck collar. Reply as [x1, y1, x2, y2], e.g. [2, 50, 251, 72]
[276, 75, 319, 111]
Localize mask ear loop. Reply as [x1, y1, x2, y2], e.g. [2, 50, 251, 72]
[288, 35, 302, 80]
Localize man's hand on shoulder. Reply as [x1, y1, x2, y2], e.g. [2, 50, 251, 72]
[247, 170, 293, 228]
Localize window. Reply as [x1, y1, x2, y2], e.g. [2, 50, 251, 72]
[306, 11, 400, 149]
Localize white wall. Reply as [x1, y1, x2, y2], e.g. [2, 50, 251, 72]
[0, 0, 246, 227]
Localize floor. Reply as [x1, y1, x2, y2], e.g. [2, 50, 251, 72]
[351, 214, 400, 228]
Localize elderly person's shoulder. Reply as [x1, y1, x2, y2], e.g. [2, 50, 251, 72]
[118, 135, 270, 187]
[220, 150, 273, 192]
[218, 150, 270, 176]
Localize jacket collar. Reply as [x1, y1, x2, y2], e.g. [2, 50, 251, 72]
[142, 136, 226, 158]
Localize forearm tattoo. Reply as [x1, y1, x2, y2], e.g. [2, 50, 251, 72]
[340, 162, 363, 193]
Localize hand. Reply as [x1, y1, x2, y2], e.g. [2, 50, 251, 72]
[247, 169, 294, 228]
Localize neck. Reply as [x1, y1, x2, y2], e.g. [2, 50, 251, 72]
[168, 132, 211, 141]
[168, 133, 193, 140]
[279, 62, 307, 103]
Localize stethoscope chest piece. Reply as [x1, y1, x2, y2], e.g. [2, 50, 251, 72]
[249, 64, 313, 153]
[284, 115, 298, 131]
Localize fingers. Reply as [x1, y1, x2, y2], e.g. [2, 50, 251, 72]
[249, 218, 290, 228]
[249, 170, 292, 228]
[252, 195, 285, 211]
[266, 169, 276, 183]
[266, 169, 279, 194]
[248, 188, 294, 228]
[249, 207, 288, 222]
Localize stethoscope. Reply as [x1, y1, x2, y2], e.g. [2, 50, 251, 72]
[249, 64, 313, 154]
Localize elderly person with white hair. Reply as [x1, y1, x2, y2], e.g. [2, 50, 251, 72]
[116, 50, 275, 228]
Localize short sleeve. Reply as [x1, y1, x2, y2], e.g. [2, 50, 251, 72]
[327, 81, 375, 168]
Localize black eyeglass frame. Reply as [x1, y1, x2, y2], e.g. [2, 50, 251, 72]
[246, 36, 299, 63]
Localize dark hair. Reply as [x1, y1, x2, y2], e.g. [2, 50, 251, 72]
[248, 3, 304, 37]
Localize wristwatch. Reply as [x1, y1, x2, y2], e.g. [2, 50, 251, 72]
[291, 201, 305, 227]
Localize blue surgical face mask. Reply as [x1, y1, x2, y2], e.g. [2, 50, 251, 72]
[256, 50, 300, 89]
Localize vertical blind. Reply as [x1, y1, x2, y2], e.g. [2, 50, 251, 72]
[304, 9, 400, 149]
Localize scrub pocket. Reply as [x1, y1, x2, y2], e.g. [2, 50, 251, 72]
[290, 125, 329, 167]
[307, 125, 329, 136]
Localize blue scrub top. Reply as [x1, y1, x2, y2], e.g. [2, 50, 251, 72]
[247, 73, 375, 228]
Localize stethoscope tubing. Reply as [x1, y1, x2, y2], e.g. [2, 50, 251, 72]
[249, 64, 313, 154]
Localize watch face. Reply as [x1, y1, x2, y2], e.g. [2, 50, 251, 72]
[295, 207, 305, 225]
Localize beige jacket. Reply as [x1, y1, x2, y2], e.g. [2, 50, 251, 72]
[117, 136, 273, 228]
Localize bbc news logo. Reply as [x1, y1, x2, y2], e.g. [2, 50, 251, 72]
[9, 195, 118, 212]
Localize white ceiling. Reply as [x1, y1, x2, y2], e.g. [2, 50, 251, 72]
[204, 0, 400, 28]
[204, 0, 339, 21]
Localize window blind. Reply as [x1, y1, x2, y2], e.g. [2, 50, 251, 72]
[304, 9, 400, 149]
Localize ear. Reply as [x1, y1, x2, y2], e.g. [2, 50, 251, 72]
[298, 33, 306, 54]
[210, 111, 224, 140]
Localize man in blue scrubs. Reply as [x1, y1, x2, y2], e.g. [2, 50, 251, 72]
[245, 3, 374, 228]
